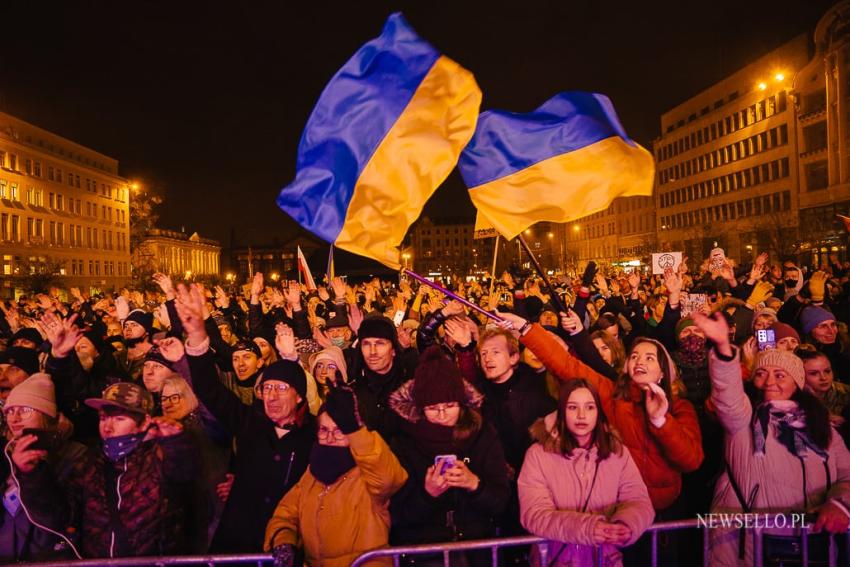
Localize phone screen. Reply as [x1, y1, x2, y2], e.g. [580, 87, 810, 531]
[756, 329, 776, 351]
[434, 454, 457, 475]
[393, 310, 405, 326]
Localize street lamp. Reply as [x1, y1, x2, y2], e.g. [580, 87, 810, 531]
[402, 252, 411, 269]
[270, 272, 280, 282]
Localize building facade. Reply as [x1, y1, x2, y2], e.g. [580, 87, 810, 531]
[133, 228, 221, 277]
[0, 112, 131, 296]
[409, 217, 497, 277]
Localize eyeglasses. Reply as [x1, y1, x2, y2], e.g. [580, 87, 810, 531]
[317, 427, 346, 440]
[4, 406, 36, 419]
[161, 393, 182, 406]
[423, 402, 460, 415]
[257, 382, 292, 397]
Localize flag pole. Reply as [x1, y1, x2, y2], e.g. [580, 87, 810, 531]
[517, 235, 569, 315]
[402, 269, 503, 322]
[488, 235, 500, 297]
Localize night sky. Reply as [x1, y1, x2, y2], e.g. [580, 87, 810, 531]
[0, 0, 838, 249]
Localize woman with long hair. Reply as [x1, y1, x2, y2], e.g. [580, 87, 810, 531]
[694, 312, 850, 565]
[519, 379, 653, 566]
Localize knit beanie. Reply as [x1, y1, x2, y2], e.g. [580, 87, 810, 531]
[144, 345, 177, 372]
[7, 373, 57, 418]
[0, 347, 40, 376]
[675, 317, 696, 339]
[260, 360, 308, 400]
[124, 309, 154, 336]
[800, 306, 836, 335]
[755, 350, 805, 390]
[10, 328, 43, 348]
[412, 346, 466, 410]
[770, 322, 800, 343]
[358, 316, 398, 343]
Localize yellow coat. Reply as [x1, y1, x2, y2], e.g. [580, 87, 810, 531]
[264, 428, 408, 566]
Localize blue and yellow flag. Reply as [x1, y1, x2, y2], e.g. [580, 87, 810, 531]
[277, 13, 481, 268]
[458, 92, 654, 240]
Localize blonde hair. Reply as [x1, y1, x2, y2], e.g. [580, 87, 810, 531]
[161, 375, 199, 414]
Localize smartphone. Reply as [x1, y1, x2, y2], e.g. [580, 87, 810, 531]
[22, 428, 62, 451]
[434, 454, 457, 475]
[393, 310, 405, 326]
[756, 329, 776, 351]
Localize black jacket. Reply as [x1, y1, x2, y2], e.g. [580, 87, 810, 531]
[389, 423, 509, 547]
[474, 363, 556, 472]
[186, 349, 315, 553]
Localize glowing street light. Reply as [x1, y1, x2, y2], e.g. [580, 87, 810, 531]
[270, 272, 280, 282]
[573, 225, 580, 232]
[758, 82, 767, 90]
[775, 73, 785, 81]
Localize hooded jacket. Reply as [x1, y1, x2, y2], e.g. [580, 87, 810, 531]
[707, 348, 850, 566]
[521, 324, 703, 510]
[518, 413, 654, 567]
[264, 428, 407, 567]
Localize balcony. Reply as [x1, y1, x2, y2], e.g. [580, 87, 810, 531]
[798, 107, 826, 123]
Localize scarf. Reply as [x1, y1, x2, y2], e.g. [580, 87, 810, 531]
[309, 443, 356, 485]
[102, 431, 146, 462]
[677, 336, 707, 366]
[752, 401, 829, 460]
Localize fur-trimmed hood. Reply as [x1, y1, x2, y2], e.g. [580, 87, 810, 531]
[388, 377, 483, 423]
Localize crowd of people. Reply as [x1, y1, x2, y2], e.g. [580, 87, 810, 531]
[0, 251, 849, 566]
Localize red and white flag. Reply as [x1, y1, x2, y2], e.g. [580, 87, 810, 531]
[297, 246, 316, 290]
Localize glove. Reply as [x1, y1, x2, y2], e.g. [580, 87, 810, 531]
[581, 261, 598, 288]
[746, 281, 775, 307]
[809, 271, 828, 302]
[272, 544, 295, 567]
[324, 380, 362, 434]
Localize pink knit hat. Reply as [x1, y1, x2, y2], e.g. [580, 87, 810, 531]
[6, 373, 57, 418]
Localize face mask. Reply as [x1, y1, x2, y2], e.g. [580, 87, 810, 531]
[678, 335, 707, 365]
[102, 431, 146, 462]
[330, 337, 347, 348]
[309, 443, 355, 485]
[785, 279, 798, 288]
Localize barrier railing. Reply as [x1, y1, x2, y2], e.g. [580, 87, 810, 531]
[21, 515, 848, 566]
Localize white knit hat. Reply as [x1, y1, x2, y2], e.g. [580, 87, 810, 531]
[755, 350, 805, 390]
[6, 373, 57, 418]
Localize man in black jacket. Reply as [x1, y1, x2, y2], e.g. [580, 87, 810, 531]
[175, 284, 315, 553]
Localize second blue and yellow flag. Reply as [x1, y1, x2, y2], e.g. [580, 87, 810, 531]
[277, 13, 481, 268]
[459, 92, 655, 240]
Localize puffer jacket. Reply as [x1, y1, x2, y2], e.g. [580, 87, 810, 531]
[17, 434, 198, 558]
[264, 428, 408, 566]
[707, 348, 850, 566]
[518, 413, 654, 567]
[521, 324, 703, 510]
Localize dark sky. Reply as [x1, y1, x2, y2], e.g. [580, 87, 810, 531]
[0, 0, 838, 248]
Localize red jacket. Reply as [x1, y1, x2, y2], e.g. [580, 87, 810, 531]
[521, 325, 703, 510]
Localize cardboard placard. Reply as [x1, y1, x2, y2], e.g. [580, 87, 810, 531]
[680, 292, 708, 317]
[651, 252, 682, 275]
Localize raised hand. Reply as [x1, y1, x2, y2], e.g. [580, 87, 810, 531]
[594, 273, 609, 295]
[317, 286, 330, 302]
[114, 295, 130, 321]
[312, 325, 333, 349]
[559, 310, 583, 335]
[347, 304, 364, 335]
[144, 416, 184, 440]
[441, 299, 465, 318]
[692, 312, 732, 355]
[214, 286, 230, 309]
[42, 312, 82, 358]
[330, 277, 347, 301]
[283, 281, 301, 309]
[250, 272, 264, 300]
[275, 322, 297, 360]
[155, 336, 185, 362]
[70, 287, 84, 301]
[444, 317, 472, 348]
[663, 267, 683, 306]
[323, 379, 362, 434]
[175, 284, 207, 345]
[11, 435, 47, 474]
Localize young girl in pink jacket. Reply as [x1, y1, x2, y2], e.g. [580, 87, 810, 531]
[518, 379, 654, 566]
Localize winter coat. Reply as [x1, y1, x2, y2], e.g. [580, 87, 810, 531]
[264, 428, 408, 567]
[186, 343, 316, 553]
[16, 434, 197, 558]
[0, 439, 87, 562]
[707, 348, 850, 566]
[388, 382, 510, 555]
[518, 413, 654, 567]
[521, 324, 703, 510]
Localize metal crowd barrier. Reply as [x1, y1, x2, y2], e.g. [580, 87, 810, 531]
[21, 516, 850, 566]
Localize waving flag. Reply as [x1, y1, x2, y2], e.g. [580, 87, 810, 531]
[297, 246, 316, 290]
[277, 13, 481, 269]
[459, 92, 654, 240]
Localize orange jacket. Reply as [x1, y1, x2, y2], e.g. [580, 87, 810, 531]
[521, 325, 703, 510]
